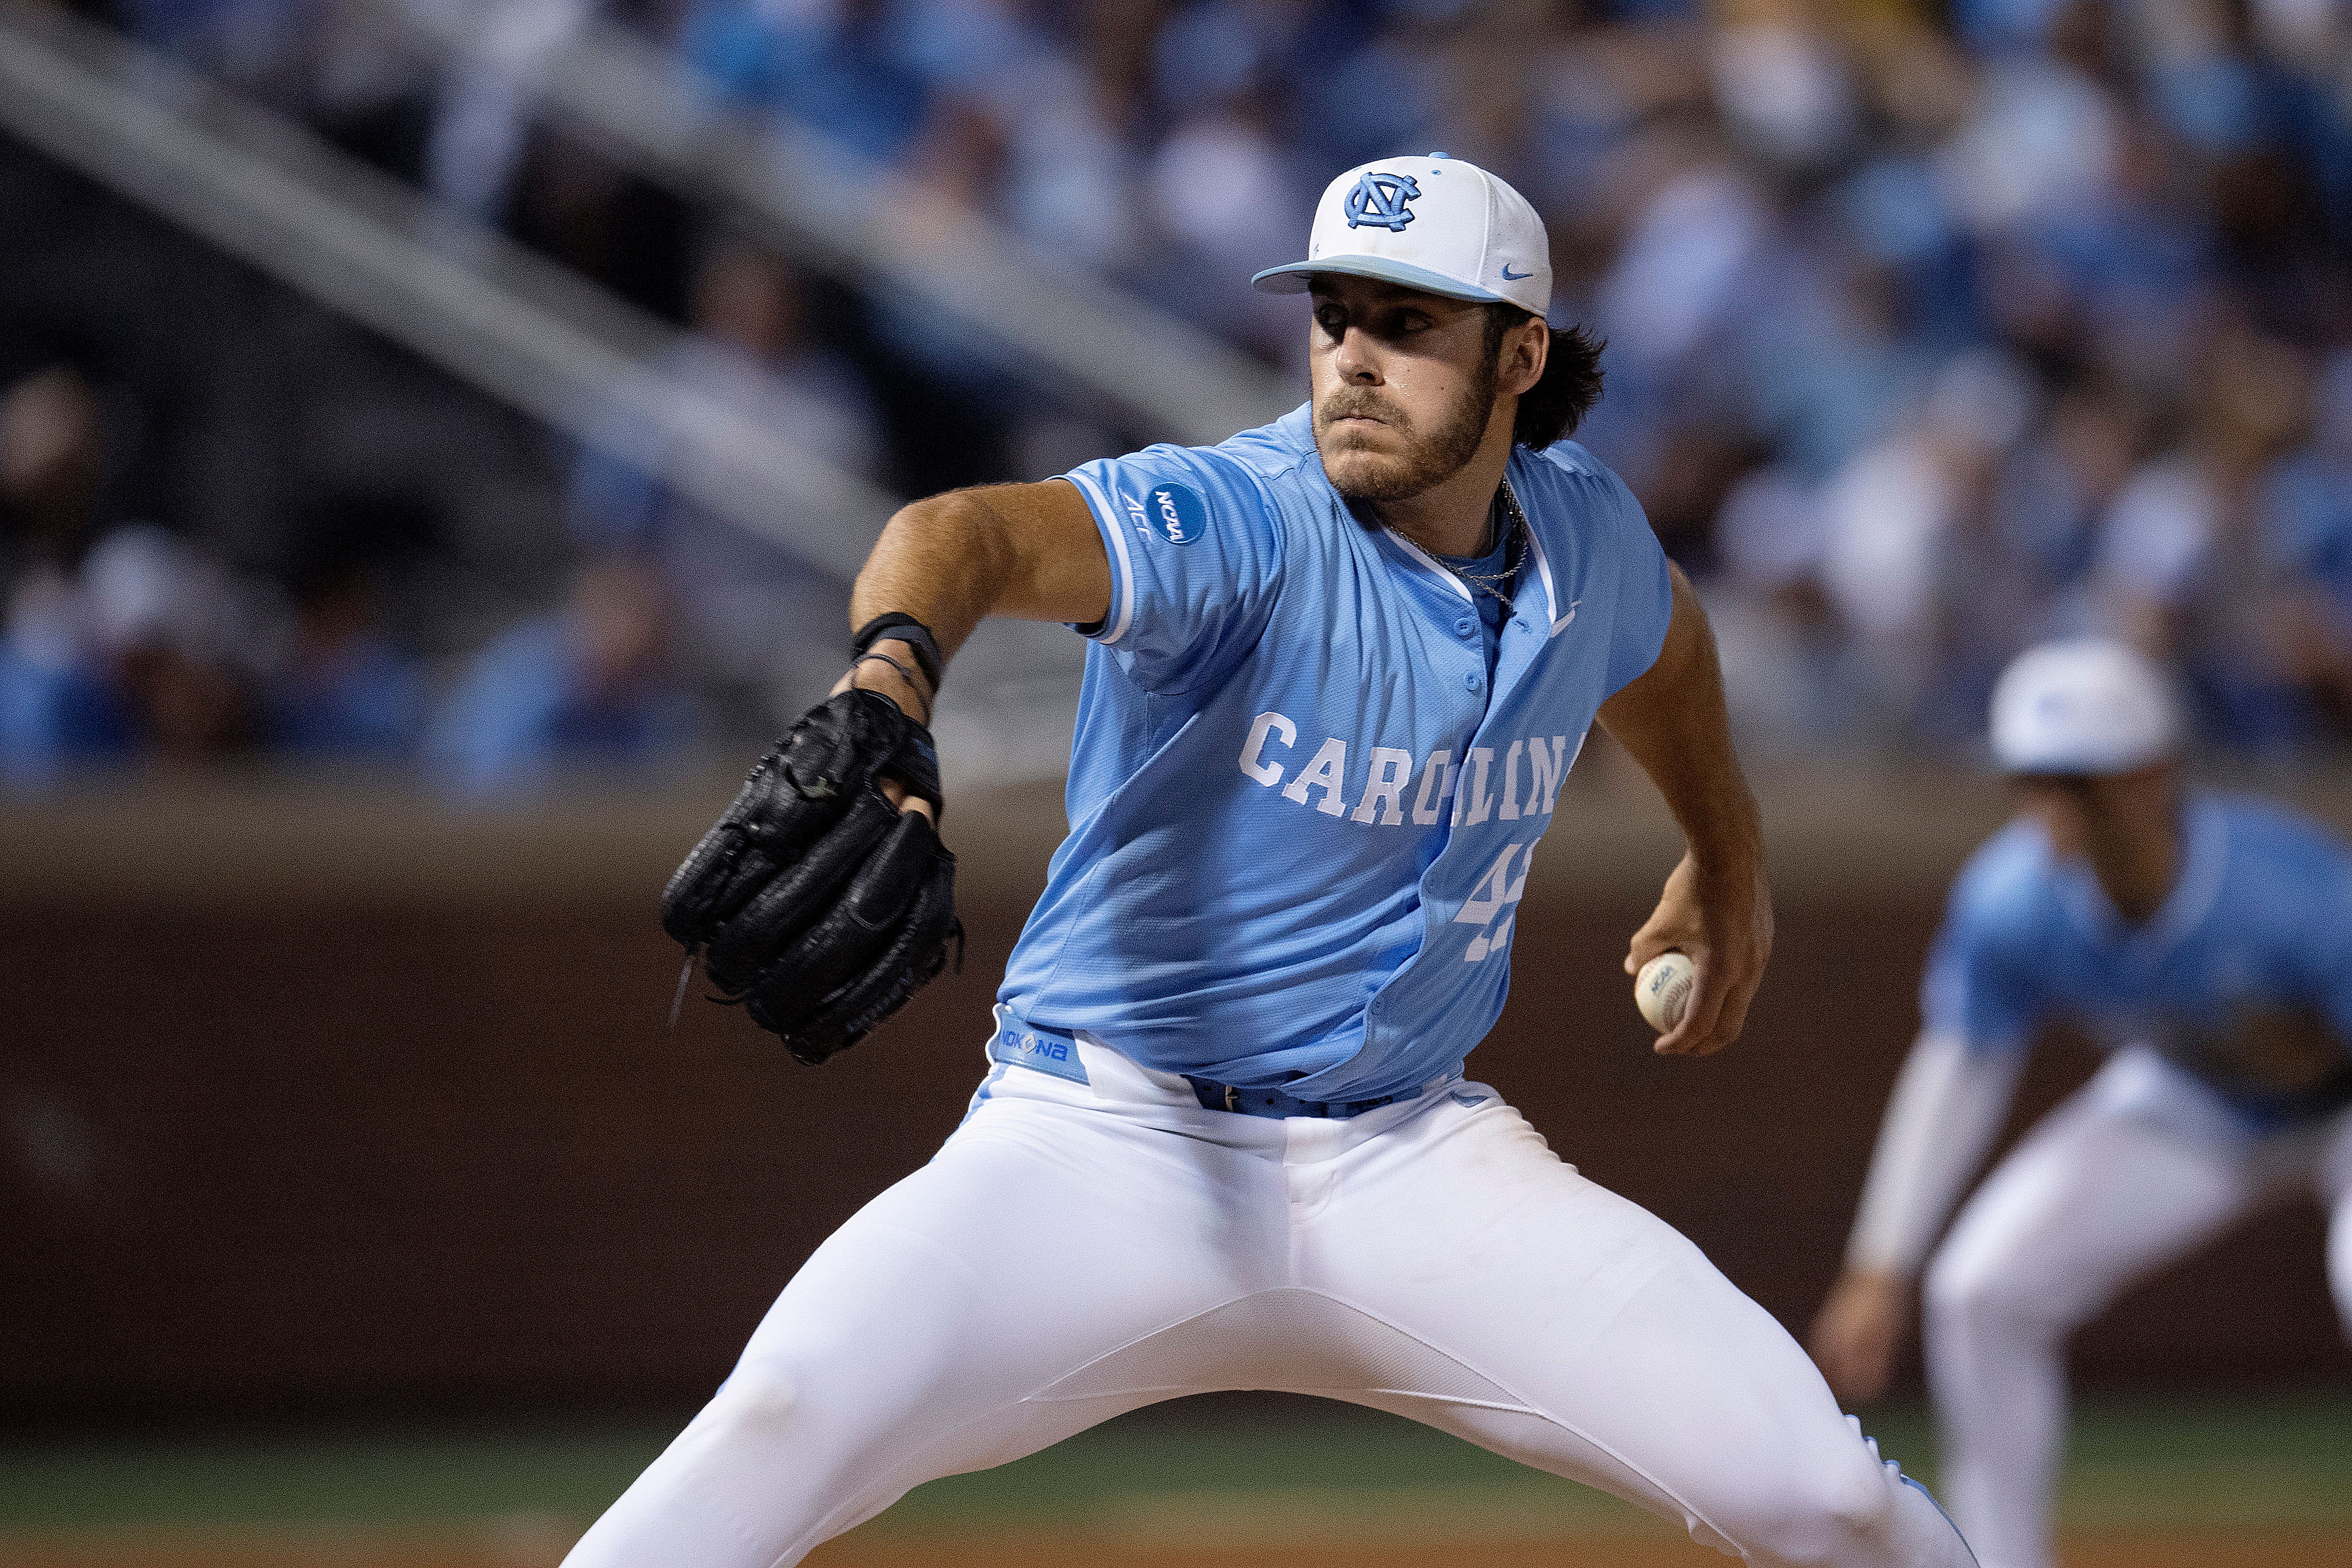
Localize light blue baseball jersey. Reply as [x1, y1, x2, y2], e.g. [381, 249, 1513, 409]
[1925, 792, 2352, 1125]
[995, 404, 1674, 1103]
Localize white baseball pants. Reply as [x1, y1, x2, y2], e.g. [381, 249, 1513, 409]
[566, 1031, 1976, 1567]
[1924, 1048, 2352, 1568]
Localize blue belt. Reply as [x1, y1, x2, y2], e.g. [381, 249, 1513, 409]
[1182, 1079, 1399, 1120]
[989, 1017, 1396, 1120]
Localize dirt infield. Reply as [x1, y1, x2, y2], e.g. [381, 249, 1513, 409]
[13, 1524, 2352, 1567]
[813, 1526, 2352, 1567]
[825, 1528, 2352, 1567]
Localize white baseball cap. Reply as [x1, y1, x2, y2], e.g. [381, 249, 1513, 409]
[1251, 153, 1552, 318]
[1989, 639, 2180, 775]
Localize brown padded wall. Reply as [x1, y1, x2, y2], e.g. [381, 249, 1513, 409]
[1, 775, 2345, 1423]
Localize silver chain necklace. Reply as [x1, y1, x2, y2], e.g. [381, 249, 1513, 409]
[1435, 480, 1526, 614]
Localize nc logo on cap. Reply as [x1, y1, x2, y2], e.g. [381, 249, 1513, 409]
[1343, 171, 1421, 232]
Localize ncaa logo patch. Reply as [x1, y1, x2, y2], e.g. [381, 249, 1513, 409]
[1344, 171, 1421, 231]
[1132, 482, 1207, 546]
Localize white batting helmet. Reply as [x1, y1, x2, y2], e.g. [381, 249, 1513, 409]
[1989, 639, 2181, 775]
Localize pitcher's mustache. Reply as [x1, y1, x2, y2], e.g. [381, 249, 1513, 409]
[1319, 391, 1409, 427]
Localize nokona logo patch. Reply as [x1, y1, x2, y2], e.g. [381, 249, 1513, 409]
[1128, 482, 1207, 546]
[1343, 171, 1421, 231]
[990, 1026, 1089, 1085]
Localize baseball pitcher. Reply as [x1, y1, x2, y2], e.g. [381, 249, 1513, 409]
[570, 155, 1978, 1568]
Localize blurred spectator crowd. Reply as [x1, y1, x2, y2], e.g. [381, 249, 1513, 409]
[4, 0, 2352, 789]
[0, 359, 697, 792]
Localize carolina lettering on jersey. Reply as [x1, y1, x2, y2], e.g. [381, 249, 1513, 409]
[1236, 713, 1580, 827]
[1000, 404, 1674, 1103]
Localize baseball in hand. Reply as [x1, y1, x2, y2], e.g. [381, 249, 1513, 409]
[1635, 951, 1695, 1032]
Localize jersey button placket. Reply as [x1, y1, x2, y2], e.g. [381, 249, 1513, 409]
[1454, 615, 1477, 640]
[1463, 670, 1482, 692]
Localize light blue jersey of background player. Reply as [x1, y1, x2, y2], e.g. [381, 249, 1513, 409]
[993, 405, 1672, 1105]
[1929, 791, 2352, 1127]
[1817, 639, 2352, 1568]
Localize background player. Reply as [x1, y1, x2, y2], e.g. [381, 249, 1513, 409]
[1810, 638, 2352, 1568]
[574, 155, 1977, 1568]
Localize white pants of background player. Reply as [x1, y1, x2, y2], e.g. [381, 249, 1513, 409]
[564, 1029, 1977, 1568]
[1924, 1048, 2352, 1568]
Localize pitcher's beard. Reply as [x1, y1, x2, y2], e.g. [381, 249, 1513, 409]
[1316, 357, 1501, 505]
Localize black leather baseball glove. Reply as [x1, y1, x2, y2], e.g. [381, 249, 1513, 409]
[662, 689, 960, 1064]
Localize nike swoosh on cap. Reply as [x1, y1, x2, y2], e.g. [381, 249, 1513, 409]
[1501, 264, 1533, 280]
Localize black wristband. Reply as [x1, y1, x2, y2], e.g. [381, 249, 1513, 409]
[851, 613, 944, 693]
